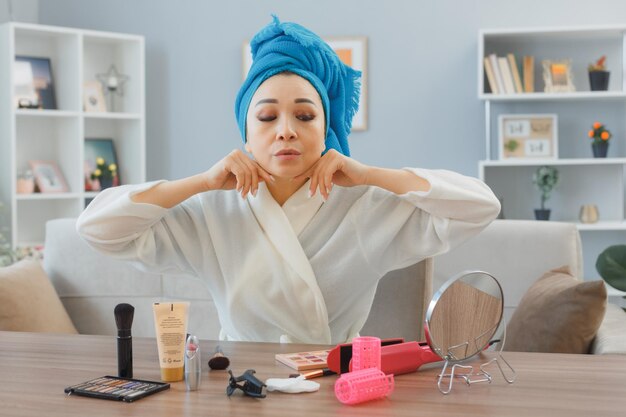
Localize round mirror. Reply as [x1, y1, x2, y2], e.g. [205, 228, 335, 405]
[425, 271, 503, 362]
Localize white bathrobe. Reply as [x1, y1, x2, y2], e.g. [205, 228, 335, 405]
[76, 168, 500, 344]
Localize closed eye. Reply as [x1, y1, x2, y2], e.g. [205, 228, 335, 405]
[297, 114, 315, 122]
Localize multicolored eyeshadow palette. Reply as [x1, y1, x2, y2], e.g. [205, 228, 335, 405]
[64, 376, 170, 402]
[275, 349, 331, 371]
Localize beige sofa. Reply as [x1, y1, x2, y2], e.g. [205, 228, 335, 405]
[40, 218, 626, 353]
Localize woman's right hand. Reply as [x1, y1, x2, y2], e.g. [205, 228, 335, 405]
[204, 149, 274, 198]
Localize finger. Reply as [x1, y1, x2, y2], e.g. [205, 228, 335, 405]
[314, 157, 334, 201]
[237, 153, 259, 197]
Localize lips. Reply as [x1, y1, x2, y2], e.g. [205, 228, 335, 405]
[274, 148, 301, 156]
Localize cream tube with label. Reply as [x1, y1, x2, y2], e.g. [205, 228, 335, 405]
[152, 302, 190, 382]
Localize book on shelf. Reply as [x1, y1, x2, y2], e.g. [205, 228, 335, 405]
[523, 55, 535, 93]
[488, 53, 505, 94]
[507, 53, 523, 93]
[483, 56, 499, 94]
[497, 56, 516, 94]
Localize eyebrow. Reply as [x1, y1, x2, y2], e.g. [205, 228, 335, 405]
[255, 98, 317, 106]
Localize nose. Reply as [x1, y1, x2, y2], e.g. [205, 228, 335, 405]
[276, 116, 297, 141]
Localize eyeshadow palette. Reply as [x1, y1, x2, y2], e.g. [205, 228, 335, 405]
[64, 376, 170, 402]
[275, 349, 331, 371]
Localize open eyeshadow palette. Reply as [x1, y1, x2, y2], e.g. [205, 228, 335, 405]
[64, 376, 170, 402]
[275, 349, 331, 371]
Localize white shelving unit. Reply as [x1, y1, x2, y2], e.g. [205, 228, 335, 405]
[478, 26, 626, 300]
[0, 22, 145, 248]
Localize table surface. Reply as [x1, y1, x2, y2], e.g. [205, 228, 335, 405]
[1, 331, 625, 417]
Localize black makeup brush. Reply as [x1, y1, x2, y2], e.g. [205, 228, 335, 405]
[114, 303, 135, 378]
[208, 345, 230, 370]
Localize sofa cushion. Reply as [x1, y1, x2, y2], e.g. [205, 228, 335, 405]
[0, 259, 78, 333]
[504, 266, 606, 353]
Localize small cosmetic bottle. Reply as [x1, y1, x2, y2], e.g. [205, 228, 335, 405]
[185, 334, 201, 391]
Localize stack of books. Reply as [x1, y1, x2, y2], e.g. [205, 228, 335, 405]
[484, 53, 534, 94]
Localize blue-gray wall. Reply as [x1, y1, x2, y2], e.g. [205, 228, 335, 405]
[33, 0, 626, 181]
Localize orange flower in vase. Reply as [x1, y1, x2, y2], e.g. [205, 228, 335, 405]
[588, 122, 611, 158]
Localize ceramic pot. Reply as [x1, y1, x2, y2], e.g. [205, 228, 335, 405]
[534, 209, 551, 221]
[589, 71, 610, 91]
[99, 178, 113, 190]
[592, 141, 609, 158]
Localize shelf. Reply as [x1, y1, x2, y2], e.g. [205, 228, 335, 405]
[481, 158, 626, 167]
[15, 109, 80, 118]
[0, 22, 145, 248]
[83, 112, 142, 120]
[576, 221, 626, 231]
[480, 91, 626, 102]
[16, 193, 82, 201]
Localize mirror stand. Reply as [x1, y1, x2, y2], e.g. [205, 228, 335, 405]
[436, 323, 516, 395]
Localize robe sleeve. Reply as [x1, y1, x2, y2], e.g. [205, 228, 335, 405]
[75, 180, 214, 277]
[349, 168, 501, 276]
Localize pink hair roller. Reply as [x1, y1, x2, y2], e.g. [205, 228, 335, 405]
[334, 368, 394, 405]
[351, 336, 381, 371]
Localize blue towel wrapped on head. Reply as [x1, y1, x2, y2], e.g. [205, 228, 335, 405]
[235, 15, 361, 156]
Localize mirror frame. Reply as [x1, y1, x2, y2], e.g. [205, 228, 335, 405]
[424, 270, 504, 363]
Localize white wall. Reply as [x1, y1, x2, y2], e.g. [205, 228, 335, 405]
[0, 0, 38, 23]
[36, 0, 626, 183]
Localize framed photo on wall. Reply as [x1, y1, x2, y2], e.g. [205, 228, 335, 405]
[14, 56, 57, 109]
[326, 37, 368, 131]
[29, 160, 68, 193]
[242, 36, 368, 131]
[498, 114, 558, 160]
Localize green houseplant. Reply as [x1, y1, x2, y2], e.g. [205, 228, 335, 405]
[596, 245, 626, 292]
[532, 166, 559, 221]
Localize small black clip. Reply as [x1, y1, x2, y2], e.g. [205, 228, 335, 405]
[226, 369, 266, 398]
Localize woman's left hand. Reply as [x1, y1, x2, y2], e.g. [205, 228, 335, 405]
[293, 149, 370, 200]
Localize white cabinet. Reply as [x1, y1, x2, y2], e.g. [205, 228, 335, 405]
[478, 26, 626, 301]
[0, 22, 145, 247]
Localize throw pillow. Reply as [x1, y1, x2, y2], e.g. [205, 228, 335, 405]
[0, 259, 78, 333]
[504, 266, 606, 353]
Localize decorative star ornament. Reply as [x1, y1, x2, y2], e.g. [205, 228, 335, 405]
[96, 64, 129, 97]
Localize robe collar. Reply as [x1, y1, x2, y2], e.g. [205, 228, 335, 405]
[247, 181, 331, 344]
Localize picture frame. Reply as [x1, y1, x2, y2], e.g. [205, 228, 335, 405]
[29, 160, 68, 193]
[83, 80, 107, 112]
[498, 114, 558, 160]
[542, 59, 575, 93]
[242, 36, 368, 131]
[84, 138, 120, 191]
[14, 56, 57, 109]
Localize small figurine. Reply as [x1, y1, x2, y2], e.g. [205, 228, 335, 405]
[226, 369, 266, 398]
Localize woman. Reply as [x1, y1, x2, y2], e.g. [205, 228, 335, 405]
[77, 16, 500, 345]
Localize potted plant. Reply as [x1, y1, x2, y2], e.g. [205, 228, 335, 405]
[588, 121, 611, 158]
[90, 157, 118, 190]
[532, 166, 559, 221]
[588, 55, 610, 91]
[596, 245, 626, 303]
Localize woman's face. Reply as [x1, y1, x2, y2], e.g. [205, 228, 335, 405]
[245, 73, 325, 179]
